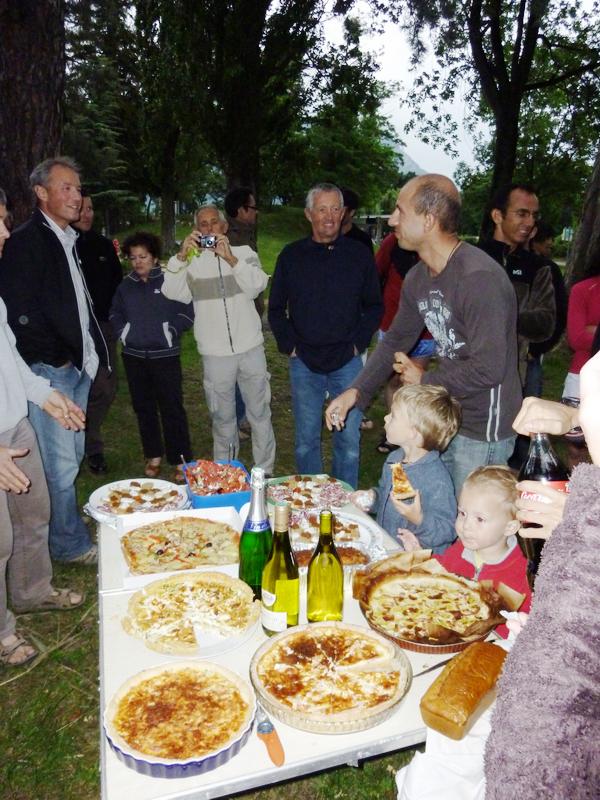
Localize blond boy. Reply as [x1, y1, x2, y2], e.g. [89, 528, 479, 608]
[353, 384, 460, 552]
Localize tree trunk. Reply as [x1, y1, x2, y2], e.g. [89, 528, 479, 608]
[160, 190, 177, 254]
[0, 0, 65, 225]
[478, 106, 521, 238]
[566, 144, 600, 286]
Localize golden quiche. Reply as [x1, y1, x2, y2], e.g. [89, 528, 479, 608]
[363, 571, 495, 645]
[122, 572, 259, 654]
[105, 662, 254, 762]
[250, 622, 411, 732]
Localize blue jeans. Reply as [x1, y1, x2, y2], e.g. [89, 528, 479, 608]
[441, 433, 516, 497]
[28, 363, 93, 561]
[289, 355, 363, 488]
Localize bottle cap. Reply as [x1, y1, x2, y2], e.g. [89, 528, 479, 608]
[273, 501, 289, 531]
[250, 466, 265, 487]
[319, 509, 332, 534]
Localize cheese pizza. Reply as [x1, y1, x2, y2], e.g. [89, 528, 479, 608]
[120, 516, 239, 574]
[122, 572, 260, 654]
[391, 463, 416, 500]
[106, 662, 254, 762]
[250, 623, 411, 732]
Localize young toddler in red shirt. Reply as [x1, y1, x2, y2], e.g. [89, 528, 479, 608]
[400, 465, 531, 637]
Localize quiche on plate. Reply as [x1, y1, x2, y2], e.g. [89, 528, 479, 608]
[122, 571, 260, 654]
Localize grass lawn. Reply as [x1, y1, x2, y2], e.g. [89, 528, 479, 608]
[0, 208, 577, 799]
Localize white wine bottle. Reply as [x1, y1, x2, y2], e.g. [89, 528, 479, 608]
[261, 502, 299, 635]
[307, 509, 343, 622]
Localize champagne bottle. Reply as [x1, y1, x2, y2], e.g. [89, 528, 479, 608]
[517, 432, 570, 589]
[238, 467, 272, 600]
[261, 502, 299, 635]
[307, 509, 343, 622]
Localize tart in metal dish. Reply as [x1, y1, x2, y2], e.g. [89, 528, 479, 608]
[250, 622, 412, 733]
[104, 661, 255, 778]
[122, 571, 260, 654]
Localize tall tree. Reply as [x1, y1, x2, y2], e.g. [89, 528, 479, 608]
[261, 17, 401, 207]
[0, 0, 65, 224]
[390, 1, 600, 206]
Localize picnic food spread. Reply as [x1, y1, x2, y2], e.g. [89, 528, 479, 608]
[250, 623, 411, 732]
[354, 552, 506, 647]
[105, 662, 254, 761]
[122, 572, 259, 654]
[420, 642, 507, 739]
[185, 460, 250, 495]
[120, 516, 240, 573]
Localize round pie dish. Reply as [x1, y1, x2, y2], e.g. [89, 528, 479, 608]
[250, 622, 412, 734]
[104, 661, 256, 778]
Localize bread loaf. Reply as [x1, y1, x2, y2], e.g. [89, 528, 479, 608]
[419, 642, 507, 739]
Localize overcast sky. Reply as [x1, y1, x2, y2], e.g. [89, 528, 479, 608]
[324, 10, 482, 178]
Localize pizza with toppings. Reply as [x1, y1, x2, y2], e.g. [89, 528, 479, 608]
[120, 516, 240, 574]
[362, 571, 496, 645]
[267, 474, 351, 510]
[105, 662, 254, 761]
[122, 572, 259, 654]
[390, 463, 416, 500]
[250, 623, 411, 731]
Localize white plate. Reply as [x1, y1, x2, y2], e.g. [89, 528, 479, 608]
[85, 478, 189, 526]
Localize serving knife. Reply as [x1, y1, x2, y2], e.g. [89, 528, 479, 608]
[412, 656, 455, 679]
[255, 705, 285, 766]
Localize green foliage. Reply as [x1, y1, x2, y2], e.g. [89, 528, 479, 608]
[383, 0, 600, 214]
[261, 17, 402, 209]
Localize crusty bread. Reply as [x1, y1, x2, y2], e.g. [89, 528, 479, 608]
[419, 642, 507, 739]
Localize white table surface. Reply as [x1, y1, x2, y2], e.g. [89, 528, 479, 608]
[98, 507, 447, 800]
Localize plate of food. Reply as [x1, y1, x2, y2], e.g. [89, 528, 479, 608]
[266, 474, 352, 511]
[184, 459, 250, 511]
[354, 552, 511, 653]
[86, 479, 188, 525]
[120, 515, 240, 575]
[250, 621, 411, 733]
[288, 509, 387, 569]
[121, 571, 260, 656]
[104, 661, 255, 778]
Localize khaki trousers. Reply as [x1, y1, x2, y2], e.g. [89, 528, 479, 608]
[0, 418, 53, 639]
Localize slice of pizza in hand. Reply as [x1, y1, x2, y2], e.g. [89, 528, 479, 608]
[391, 463, 416, 500]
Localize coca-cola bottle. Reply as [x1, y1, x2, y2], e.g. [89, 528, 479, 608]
[518, 432, 570, 588]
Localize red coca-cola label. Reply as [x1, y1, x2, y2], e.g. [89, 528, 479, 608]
[521, 480, 570, 505]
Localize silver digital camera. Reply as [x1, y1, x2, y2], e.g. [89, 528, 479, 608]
[200, 234, 217, 249]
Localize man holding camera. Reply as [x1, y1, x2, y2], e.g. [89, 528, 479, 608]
[162, 205, 276, 473]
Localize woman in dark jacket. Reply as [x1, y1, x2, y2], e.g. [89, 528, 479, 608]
[110, 232, 194, 479]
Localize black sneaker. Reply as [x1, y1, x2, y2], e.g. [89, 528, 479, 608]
[88, 453, 108, 474]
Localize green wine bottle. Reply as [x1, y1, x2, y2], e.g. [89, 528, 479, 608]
[261, 502, 299, 635]
[238, 467, 272, 600]
[307, 509, 343, 622]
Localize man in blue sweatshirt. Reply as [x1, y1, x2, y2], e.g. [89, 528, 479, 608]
[268, 183, 382, 487]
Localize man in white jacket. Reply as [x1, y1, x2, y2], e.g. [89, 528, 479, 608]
[163, 205, 275, 472]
